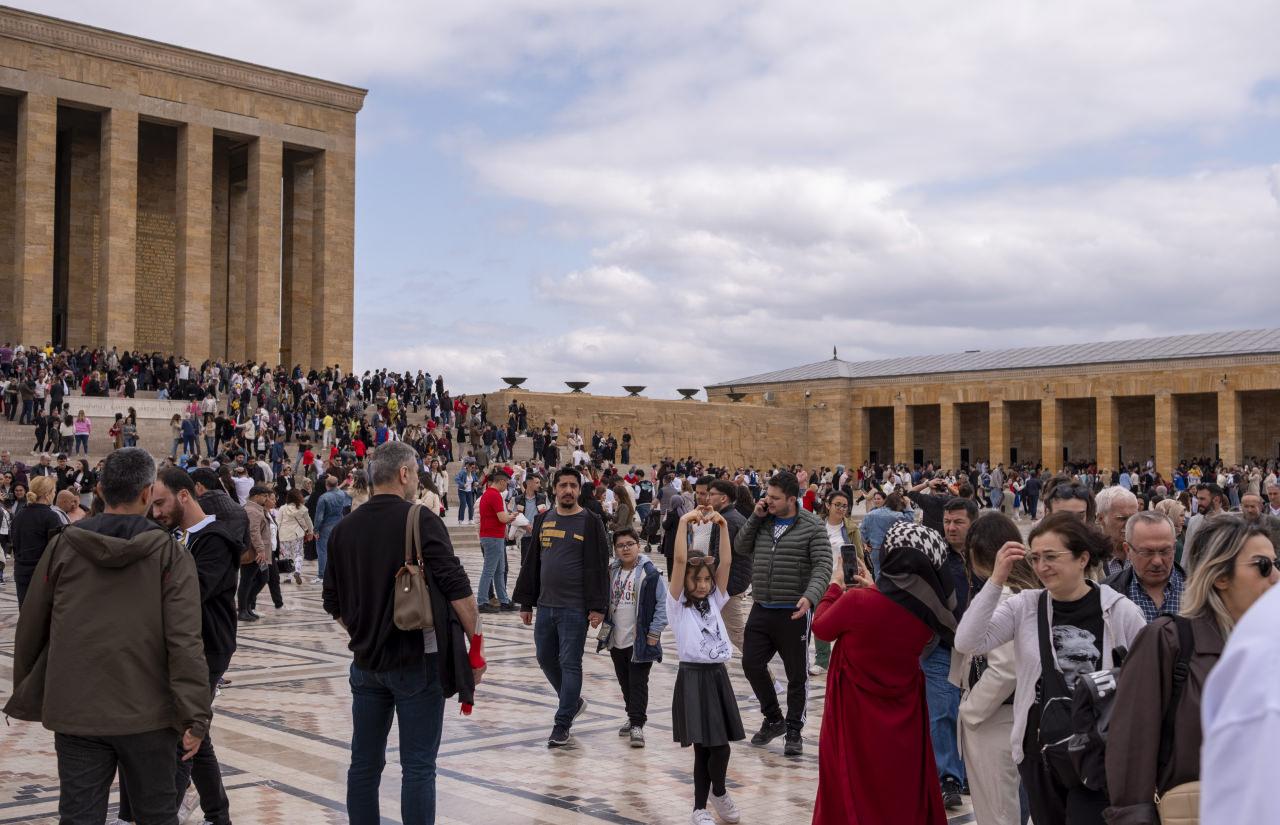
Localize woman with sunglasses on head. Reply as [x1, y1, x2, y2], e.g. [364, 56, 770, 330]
[1041, 474, 1096, 523]
[1105, 516, 1278, 824]
[955, 512, 1147, 825]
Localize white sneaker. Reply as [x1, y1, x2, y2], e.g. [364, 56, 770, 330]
[808, 664, 825, 676]
[310, 577, 322, 584]
[710, 791, 741, 824]
[177, 784, 200, 823]
[691, 810, 715, 825]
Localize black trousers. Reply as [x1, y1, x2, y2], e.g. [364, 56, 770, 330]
[237, 564, 263, 613]
[1018, 712, 1107, 825]
[55, 728, 178, 825]
[608, 646, 653, 727]
[120, 655, 232, 824]
[264, 558, 283, 608]
[742, 603, 811, 733]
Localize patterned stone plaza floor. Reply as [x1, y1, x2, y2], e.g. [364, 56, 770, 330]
[0, 523, 976, 824]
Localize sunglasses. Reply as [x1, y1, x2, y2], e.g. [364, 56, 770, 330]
[686, 556, 718, 569]
[1050, 484, 1090, 501]
[1246, 556, 1276, 578]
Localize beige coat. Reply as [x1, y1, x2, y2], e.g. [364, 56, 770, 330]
[278, 503, 314, 543]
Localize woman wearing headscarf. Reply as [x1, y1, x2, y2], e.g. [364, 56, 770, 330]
[811, 520, 954, 825]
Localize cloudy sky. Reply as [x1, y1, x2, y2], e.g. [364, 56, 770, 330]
[25, 1, 1280, 397]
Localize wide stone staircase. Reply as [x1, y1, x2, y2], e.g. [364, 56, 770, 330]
[0, 391, 188, 464]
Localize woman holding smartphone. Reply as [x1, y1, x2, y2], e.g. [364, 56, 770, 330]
[812, 490, 865, 674]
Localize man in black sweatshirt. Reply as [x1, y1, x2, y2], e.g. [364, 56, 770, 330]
[149, 467, 239, 824]
[322, 442, 480, 825]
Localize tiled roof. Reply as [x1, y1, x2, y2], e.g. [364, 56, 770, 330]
[708, 328, 1280, 388]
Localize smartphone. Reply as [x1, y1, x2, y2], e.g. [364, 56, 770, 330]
[840, 543, 860, 583]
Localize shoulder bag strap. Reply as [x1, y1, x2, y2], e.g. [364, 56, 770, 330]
[1036, 590, 1070, 696]
[404, 503, 418, 566]
[1156, 616, 1196, 770]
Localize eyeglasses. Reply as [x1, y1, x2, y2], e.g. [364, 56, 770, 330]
[1027, 551, 1071, 566]
[1130, 547, 1175, 560]
[1245, 556, 1276, 578]
[615, 541, 640, 551]
[829, 501, 849, 509]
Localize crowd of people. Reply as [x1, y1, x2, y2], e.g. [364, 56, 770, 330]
[4, 341, 1280, 824]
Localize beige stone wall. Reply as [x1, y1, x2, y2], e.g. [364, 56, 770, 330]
[489, 389, 806, 469]
[134, 122, 177, 352]
[0, 98, 17, 344]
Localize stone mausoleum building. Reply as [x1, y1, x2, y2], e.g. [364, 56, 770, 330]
[0, 7, 364, 368]
[493, 329, 1280, 476]
[707, 328, 1280, 476]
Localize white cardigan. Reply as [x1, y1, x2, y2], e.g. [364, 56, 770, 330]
[954, 578, 1147, 764]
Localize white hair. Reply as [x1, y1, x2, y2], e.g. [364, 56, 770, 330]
[1096, 485, 1138, 517]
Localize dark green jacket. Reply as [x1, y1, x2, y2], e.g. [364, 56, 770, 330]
[734, 508, 833, 608]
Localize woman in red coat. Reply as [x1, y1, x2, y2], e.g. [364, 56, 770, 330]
[812, 520, 958, 825]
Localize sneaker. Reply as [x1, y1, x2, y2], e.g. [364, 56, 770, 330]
[941, 776, 963, 810]
[619, 722, 633, 737]
[574, 697, 588, 720]
[310, 577, 322, 584]
[691, 811, 715, 825]
[629, 726, 645, 748]
[709, 791, 741, 824]
[808, 663, 826, 676]
[961, 780, 971, 796]
[547, 725, 572, 747]
[478, 604, 499, 614]
[784, 730, 803, 756]
[293, 572, 303, 585]
[499, 602, 518, 612]
[237, 610, 258, 622]
[751, 718, 786, 746]
[177, 784, 199, 823]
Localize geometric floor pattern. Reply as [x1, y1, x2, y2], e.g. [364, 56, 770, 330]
[0, 522, 976, 824]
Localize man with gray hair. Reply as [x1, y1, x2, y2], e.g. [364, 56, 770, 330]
[1268, 480, 1280, 519]
[1096, 485, 1139, 576]
[1104, 509, 1184, 622]
[5, 447, 210, 823]
[323, 442, 483, 825]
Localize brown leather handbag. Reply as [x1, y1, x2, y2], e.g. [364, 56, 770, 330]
[393, 503, 434, 631]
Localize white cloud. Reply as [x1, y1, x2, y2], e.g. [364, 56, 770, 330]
[23, 1, 1280, 397]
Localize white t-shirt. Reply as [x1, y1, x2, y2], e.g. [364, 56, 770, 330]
[666, 587, 732, 664]
[610, 567, 639, 649]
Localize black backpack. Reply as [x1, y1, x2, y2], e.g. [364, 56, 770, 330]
[1066, 613, 1195, 794]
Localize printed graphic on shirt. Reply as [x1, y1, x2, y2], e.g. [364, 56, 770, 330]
[699, 620, 731, 661]
[1052, 625, 1101, 691]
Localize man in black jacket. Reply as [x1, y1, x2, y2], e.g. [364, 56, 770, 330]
[150, 467, 239, 824]
[322, 442, 480, 825]
[513, 465, 610, 747]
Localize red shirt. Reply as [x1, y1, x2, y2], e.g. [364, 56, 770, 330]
[477, 487, 506, 539]
[353, 439, 366, 457]
[302, 449, 314, 466]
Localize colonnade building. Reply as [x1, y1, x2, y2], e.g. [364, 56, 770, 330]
[0, 7, 365, 368]
[706, 328, 1280, 476]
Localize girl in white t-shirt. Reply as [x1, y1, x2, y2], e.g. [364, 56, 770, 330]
[668, 506, 744, 825]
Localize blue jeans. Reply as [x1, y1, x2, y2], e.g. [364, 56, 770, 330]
[533, 606, 589, 729]
[923, 645, 966, 784]
[74, 433, 89, 454]
[456, 489, 475, 522]
[348, 657, 444, 825]
[477, 537, 510, 605]
[317, 521, 339, 578]
[636, 503, 651, 523]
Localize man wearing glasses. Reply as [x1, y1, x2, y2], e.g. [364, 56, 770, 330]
[1104, 510, 1184, 622]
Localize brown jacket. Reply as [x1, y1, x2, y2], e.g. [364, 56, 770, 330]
[3, 513, 212, 738]
[244, 499, 271, 565]
[1104, 613, 1223, 822]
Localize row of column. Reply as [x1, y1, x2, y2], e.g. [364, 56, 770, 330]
[848, 390, 1245, 475]
[7, 92, 353, 368]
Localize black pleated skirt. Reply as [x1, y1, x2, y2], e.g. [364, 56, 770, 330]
[671, 661, 745, 747]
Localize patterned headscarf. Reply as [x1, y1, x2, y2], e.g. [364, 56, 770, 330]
[877, 521, 959, 643]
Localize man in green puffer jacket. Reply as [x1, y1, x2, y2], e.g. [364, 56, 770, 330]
[733, 470, 832, 757]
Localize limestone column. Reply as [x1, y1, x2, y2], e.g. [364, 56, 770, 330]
[1042, 398, 1062, 469]
[989, 400, 1009, 467]
[850, 405, 870, 465]
[893, 401, 914, 466]
[939, 401, 960, 471]
[282, 157, 315, 368]
[245, 136, 282, 365]
[1155, 391, 1179, 478]
[1218, 389, 1242, 466]
[175, 123, 213, 363]
[98, 107, 138, 349]
[1096, 394, 1119, 471]
[13, 92, 57, 344]
[311, 148, 355, 370]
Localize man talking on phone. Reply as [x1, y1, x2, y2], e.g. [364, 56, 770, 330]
[734, 470, 832, 757]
